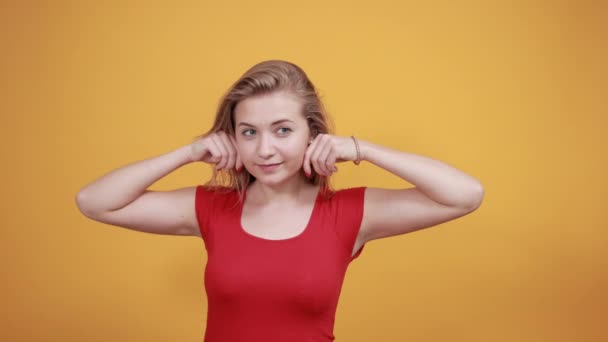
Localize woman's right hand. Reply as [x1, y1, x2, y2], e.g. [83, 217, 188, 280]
[190, 131, 243, 171]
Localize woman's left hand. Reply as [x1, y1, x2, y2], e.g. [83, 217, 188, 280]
[303, 134, 358, 177]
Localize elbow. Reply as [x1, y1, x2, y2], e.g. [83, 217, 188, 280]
[464, 184, 485, 210]
[75, 191, 96, 218]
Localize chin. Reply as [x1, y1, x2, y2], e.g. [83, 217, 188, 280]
[253, 170, 302, 186]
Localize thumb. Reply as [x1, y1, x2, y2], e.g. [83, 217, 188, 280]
[302, 154, 311, 176]
[236, 153, 243, 171]
[229, 135, 243, 171]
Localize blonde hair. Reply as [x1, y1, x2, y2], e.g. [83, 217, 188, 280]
[192, 60, 336, 202]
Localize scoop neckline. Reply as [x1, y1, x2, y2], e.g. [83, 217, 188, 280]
[239, 185, 322, 242]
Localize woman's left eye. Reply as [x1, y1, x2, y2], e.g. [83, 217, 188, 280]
[277, 127, 292, 135]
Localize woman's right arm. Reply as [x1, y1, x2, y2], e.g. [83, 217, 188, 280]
[75, 132, 241, 237]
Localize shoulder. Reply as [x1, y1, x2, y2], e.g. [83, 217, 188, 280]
[195, 185, 242, 210]
[320, 186, 368, 260]
[195, 185, 242, 239]
[196, 184, 237, 194]
[196, 185, 240, 198]
[323, 186, 367, 202]
[334, 186, 367, 195]
[317, 186, 367, 216]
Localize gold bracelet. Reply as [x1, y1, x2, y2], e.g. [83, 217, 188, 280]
[350, 136, 361, 165]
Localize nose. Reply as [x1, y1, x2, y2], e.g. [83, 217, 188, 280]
[256, 133, 275, 159]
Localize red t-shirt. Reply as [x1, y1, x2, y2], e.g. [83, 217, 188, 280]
[195, 185, 367, 342]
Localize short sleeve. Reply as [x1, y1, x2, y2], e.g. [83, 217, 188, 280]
[331, 186, 367, 261]
[195, 185, 215, 242]
[195, 186, 240, 248]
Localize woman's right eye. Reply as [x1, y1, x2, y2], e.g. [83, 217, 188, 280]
[242, 129, 255, 136]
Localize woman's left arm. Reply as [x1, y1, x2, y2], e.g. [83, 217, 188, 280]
[304, 135, 485, 243]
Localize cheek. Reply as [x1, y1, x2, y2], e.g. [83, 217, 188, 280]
[282, 141, 308, 160]
[237, 145, 254, 162]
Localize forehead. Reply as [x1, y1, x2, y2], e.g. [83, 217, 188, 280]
[234, 91, 304, 124]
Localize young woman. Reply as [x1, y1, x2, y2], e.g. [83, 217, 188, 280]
[76, 60, 484, 341]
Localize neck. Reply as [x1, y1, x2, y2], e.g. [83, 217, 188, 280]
[249, 175, 316, 205]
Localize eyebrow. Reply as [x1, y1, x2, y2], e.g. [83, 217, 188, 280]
[237, 119, 294, 127]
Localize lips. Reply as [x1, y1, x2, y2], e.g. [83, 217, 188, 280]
[257, 162, 283, 172]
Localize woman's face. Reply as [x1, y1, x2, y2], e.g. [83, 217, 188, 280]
[233, 91, 311, 187]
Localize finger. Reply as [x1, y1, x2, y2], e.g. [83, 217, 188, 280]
[233, 149, 242, 171]
[317, 140, 333, 175]
[303, 135, 319, 176]
[218, 132, 236, 170]
[205, 138, 222, 164]
[326, 150, 338, 173]
[229, 135, 243, 171]
[310, 136, 328, 176]
[210, 135, 227, 169]
[309, 135, 325, 176]
[210, 134, 228, 170]
[315, 134, 334, 175]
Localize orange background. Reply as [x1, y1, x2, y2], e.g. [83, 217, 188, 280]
[1, 1, 606, 341]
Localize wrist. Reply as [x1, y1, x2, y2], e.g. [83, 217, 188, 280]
[177, 144, 196, 166]
[350, 136, 361, 165]
[357, 139, 371, 163]
[350, 136, 374, 165]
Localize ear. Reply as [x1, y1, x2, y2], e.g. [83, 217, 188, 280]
[309, 127, 318, 142]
